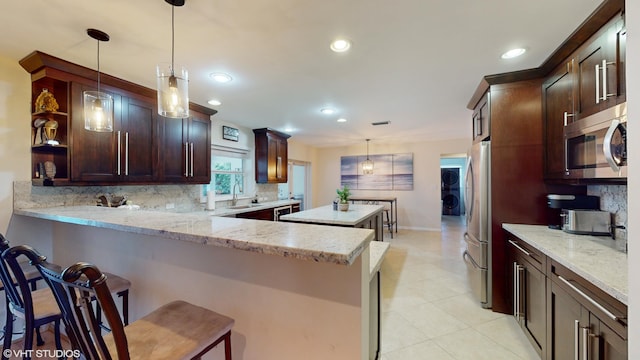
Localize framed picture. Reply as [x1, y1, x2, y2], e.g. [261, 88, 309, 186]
[222, 125, 239, 141]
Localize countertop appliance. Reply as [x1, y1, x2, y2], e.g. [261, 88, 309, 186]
[546, 194, 600, 229]
[561, 209, 611, 236]
[463, 140, 491, 308]
[564, 103, 627, 179]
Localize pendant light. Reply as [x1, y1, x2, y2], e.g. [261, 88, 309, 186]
[84, 29, 113, 132]
[362, 139, 374, 174]
[157, 0, 189, 118]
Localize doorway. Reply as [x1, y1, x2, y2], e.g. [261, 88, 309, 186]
[440, 155, 467, 216]
[277, 159, 311, 210]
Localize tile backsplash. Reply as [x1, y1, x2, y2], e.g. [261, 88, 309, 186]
[588, 185, 627, 252]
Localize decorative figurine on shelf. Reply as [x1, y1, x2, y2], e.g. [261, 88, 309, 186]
[336, 185, 351, 211]
[44, 161, 56, 180]
[34, 88, 59, 112]
[43, 119, 59, 145]
[33, 118, 47, 144]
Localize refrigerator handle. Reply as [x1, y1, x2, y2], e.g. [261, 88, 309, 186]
[464, 156, 474, 224]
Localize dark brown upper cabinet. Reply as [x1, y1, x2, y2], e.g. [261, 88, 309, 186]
[20, 51, 215, 186]
[543, 60, 576, 180]
[159, 112, 212, 184]
[472, 92, 490, 143]
[253, 128, 290, 184]
[575, 12, 625, 120]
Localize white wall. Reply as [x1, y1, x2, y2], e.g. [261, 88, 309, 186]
[626, 0, 638, 357]
[0, 55, 30, 234]
[311, 139, 469, 231]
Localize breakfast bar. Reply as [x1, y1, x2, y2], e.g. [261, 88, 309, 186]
[12, 205, 383, 360]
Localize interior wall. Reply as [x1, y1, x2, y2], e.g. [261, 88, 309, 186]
[0, 55, 30, 234]
[312, 138, 470, 231]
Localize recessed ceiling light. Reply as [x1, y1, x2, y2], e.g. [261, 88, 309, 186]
[321, 108, 336, 115]
[207, 99, 222, 106]
[284, 127, 294, 132]
[501, 48, 526, 59]
[210, 72, 233, 83]
[330, 39, 351, 53]
[337, 118, 347, 123]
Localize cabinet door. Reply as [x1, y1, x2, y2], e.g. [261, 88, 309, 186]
[70, 82, 120, 182]
[543, 62, 574, 179]
[594, 317, 627, 360]
[187, 114, 211, 183]
[120, 96, 157, 182]
[549, 279, 586, 360]
[159, 117, 188, 182]
[276, 136, 288, 182]
[521, 260, 546, 354]
[576, 14, 624, 119]
[472, 93, 490, 143]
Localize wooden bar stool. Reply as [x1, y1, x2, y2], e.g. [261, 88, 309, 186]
[9, 245, 234, 360]
[0, 236, 63, 360]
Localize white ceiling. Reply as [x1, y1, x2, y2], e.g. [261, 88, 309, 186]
[1, 0, 604, 147]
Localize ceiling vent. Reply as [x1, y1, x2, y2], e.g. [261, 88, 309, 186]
[371, 121, 390, 126]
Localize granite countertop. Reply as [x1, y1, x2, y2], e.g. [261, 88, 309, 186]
[369, 241, 390, 280]
[279, 204, 384, 226]
[14, 206, 374, 266]
[204, 199, 301, 217]
[502, 223, 627, 305]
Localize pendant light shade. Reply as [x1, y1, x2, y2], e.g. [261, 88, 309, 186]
[84, 29, 113, 132]
[362, 139, 374, 174]
[157, 0, 189, 118]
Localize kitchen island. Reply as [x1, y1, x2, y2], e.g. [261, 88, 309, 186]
[279, 204, 385, 241]
[12, 205, 382, 360]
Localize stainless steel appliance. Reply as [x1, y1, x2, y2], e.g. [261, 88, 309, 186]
[273, 205, 292, 221]
[463, 140, 491, 308]
[564, 103, 627, 179]
[546, 194, 600, 229]
[561, 209, 611, 236]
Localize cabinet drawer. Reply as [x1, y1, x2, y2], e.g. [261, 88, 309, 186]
[549, 260, 627, 339]
[506, 236, 546, 272]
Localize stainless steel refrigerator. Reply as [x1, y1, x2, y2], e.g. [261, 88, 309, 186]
[463, 140, 491, 308]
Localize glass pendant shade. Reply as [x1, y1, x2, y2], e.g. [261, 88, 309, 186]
[362, 139, 374, 174]
[84, 91, 113, 132]
[362, 158, 374, 174]
[157, 63, 189, 118]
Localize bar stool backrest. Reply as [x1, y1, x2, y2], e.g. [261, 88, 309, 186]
[5, 245, 130, 360]
[0, 235, 31, 317]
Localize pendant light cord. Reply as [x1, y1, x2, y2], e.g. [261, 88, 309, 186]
[96, 39, 101, 92]
[171, 4, 175, 75]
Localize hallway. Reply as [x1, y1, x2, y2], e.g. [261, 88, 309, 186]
[379, 216, 539, 359]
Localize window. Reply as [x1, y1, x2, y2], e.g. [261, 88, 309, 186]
[210, 156, 244, 196]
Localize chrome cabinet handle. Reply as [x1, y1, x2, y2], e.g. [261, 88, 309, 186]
[184, 142, 189, 177]
[508, 240, 531, 257]
[513, 262, 516, 317]
[558, 276, 619, 321]
[189, 142, 194, 177]
[125, 132, 129, 176]
[117, 131, 121, 176]
[582, 327, 589, 360]
[595, 63, 600, 104]
[563, 111, 574, 127]
[601, 59, 607, 103]
[574, 320, 580, 360]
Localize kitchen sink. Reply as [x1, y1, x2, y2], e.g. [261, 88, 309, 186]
[228, 204, 260, 209]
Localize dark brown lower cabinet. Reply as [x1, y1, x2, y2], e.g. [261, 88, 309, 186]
[547, 262, 627, 360]
[508, 237, 546, 357]
[235, 208, 274, 221]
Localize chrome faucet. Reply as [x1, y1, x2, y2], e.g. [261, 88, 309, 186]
[232, 183, 239, 206]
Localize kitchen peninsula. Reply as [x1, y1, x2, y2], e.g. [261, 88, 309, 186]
[12, 202, 385, 360]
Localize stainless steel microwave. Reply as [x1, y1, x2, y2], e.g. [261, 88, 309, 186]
[564, 103, 627, 179]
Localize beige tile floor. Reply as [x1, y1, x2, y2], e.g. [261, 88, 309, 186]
[379, 216, 540, 360]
